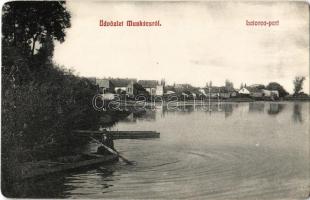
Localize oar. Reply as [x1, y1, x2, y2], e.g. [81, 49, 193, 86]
[89, 136, 133, 165]
[101, 143, 133, 165]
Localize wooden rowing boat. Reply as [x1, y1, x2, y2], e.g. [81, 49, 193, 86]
[17, 153, 119, 180]
[73, 130, 160, 139]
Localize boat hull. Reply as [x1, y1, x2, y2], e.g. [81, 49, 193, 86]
[18, 154, 119, 180]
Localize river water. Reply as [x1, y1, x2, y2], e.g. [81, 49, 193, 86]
[19, 102, 310, 199]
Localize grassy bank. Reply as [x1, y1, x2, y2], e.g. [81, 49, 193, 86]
[283, 96, 310, 101]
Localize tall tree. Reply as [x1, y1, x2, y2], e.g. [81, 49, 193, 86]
[160, 78, 166, 87]
[2, 1, 71, 58]
[225, 79, 234, 90]
[293, 76, 306, 95]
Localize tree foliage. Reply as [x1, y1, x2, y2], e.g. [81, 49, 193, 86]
[266, 82, 288, 97]
[253, 84, 265, 90]
[293, 76, 306, 95]
[225, 79, 234, 90]
[2, 1, 70, 54]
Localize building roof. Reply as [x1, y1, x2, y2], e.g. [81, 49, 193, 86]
[247, 84, 265, 93]
[138, 80, 158, 88]
[166, 90, 175, 94]
[239, 87, 250, 94]
[96, 79, 114, 88]
[204, 86, 236, 93]
[175, 84, 194, 89]
[206, 86, 221, 93]
[248, 84, 264, 88]
[110, 78, 137, 87]
[247, 87, 262, 93]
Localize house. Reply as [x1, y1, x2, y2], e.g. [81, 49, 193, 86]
[110, 78, 137, 94]
[203, 86, 235, 99]
[203, 87, 218, 98]
[230, 90, 238, 97]
[246, 84, 266, 98]
[165, 90, 175, 95]
[262, 89, 279, 98]
[238, 87, 250, 95]
[101, 93, 117, 100]
[239, 85, 279, 99]
[138, 80, 163, 96]
[174, 84, 203, 98]
[95, 79, 115, 94]
[156, 85, 164, 96]
[247, 87, 263, 98]
[271, 90, 279, 97]
[165, 85, 176, 93]
[220, 87, 237, 98]
[199, 88, 207, 97]
[126, 81, 135, 96]
[174, 84, 194, 92]
[192, 89, 206, 98]
[126, 81, 148, 96]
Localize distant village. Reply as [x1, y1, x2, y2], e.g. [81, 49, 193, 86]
[87, 77, 304, 101]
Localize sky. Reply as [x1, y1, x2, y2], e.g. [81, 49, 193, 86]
[53, 1, 309, 94]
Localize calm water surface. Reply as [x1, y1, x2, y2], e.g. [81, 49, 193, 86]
[21, 102, 310, 199]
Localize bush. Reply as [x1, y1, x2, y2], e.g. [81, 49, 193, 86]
[1, 48, 100, 195]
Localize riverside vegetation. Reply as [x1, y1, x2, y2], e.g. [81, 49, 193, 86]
[1, 2, 101, 196]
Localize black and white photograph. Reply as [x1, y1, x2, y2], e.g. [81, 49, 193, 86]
[1, 1, 310, 199]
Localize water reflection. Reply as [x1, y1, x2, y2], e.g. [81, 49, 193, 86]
[122, 109, 156, 124]
[223, 103, 233, 118]
[98, 102, 306, 130]
[249, 102, 265, 112]
[267, 103, 285, 115]
[161, 103, 234, 115]
[134, 109, 156, 121]
[107, 103, 303, 125]
[293, 103, 303, 123]
[136, 102, 288, 117]
[96, 167, 115, 189]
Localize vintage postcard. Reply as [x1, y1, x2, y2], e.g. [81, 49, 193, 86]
[1, 1, 310, 199]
